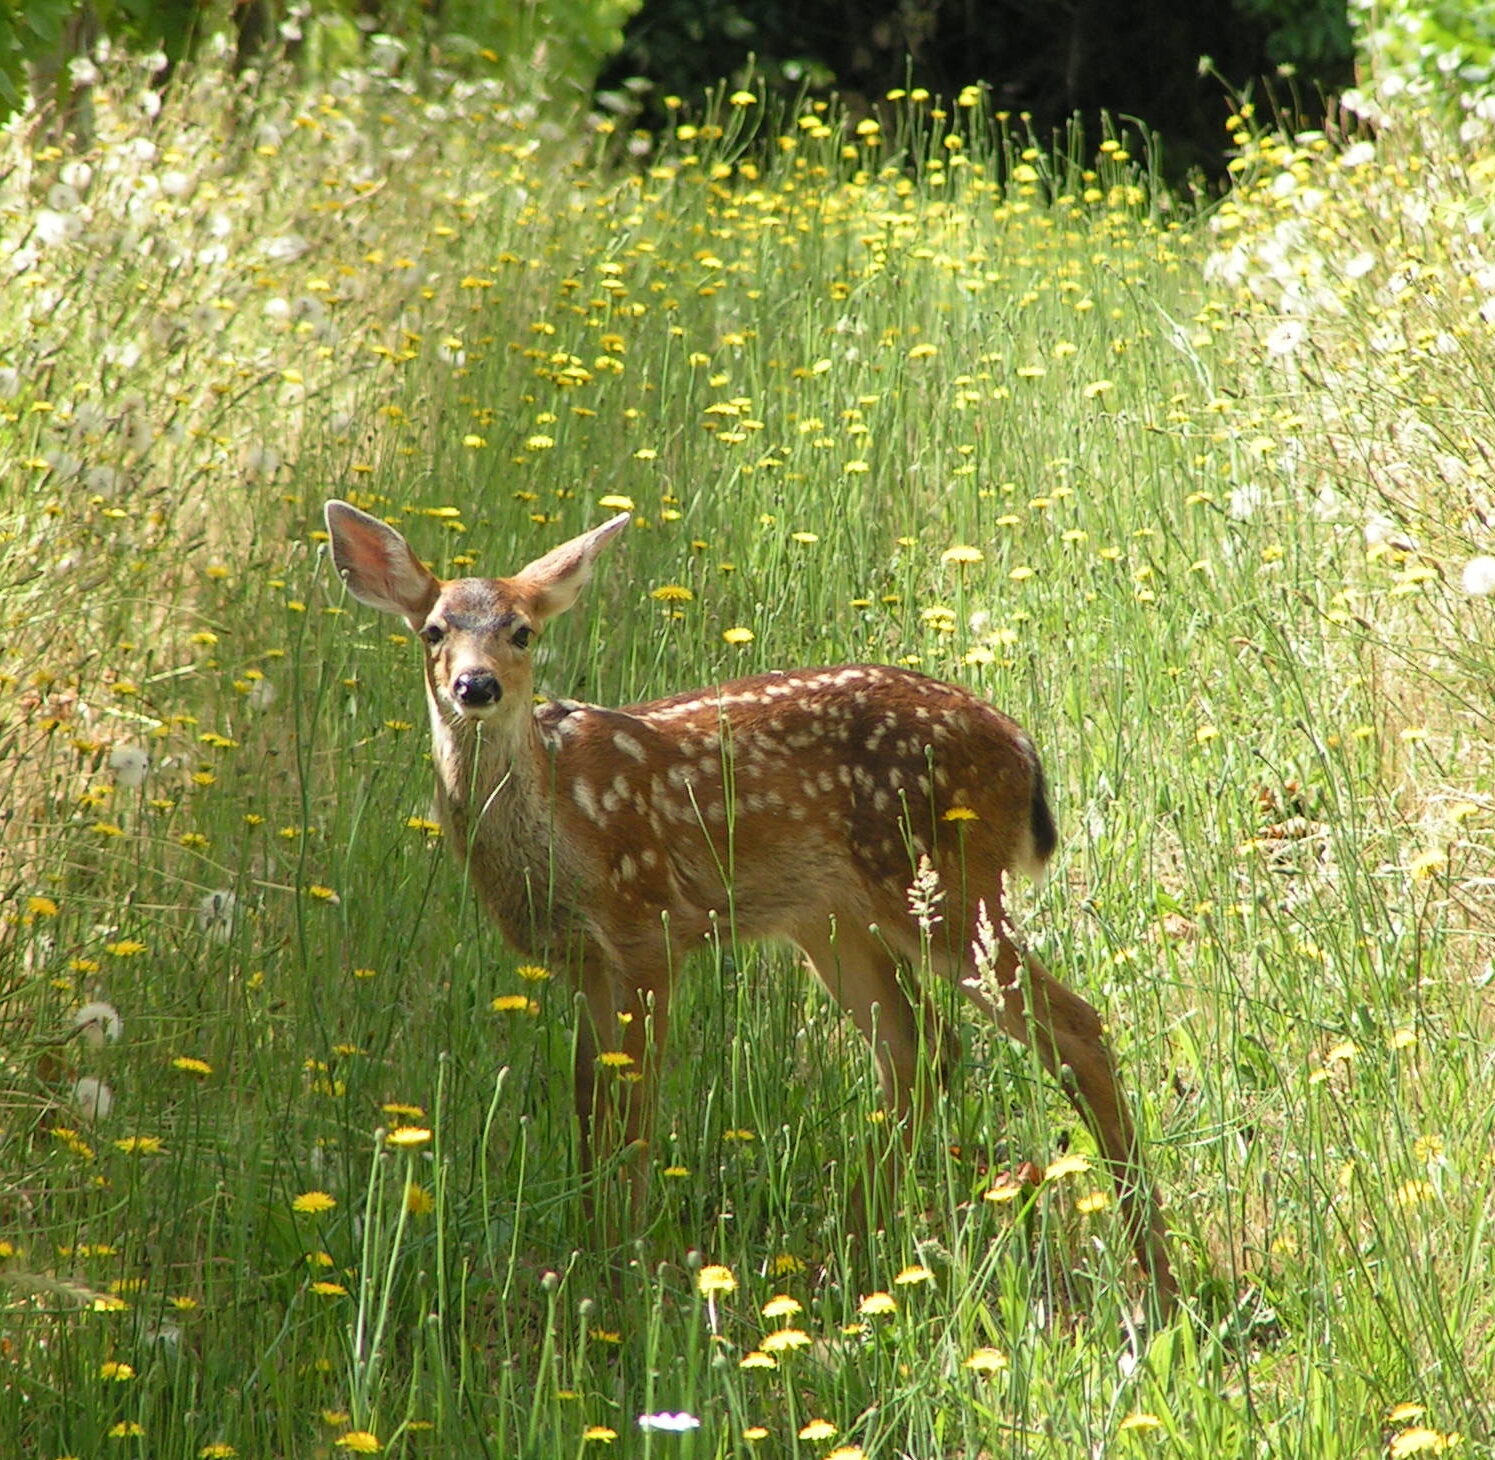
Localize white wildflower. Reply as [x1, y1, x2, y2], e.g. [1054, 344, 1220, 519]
[109, 744, 149, 789]
[1264, 319, 1306, 357]
[197, 890, 237, 942]
[1460, 555, 1495, 597]
[637, 1412, 701, 1433]
[73, 1076, 114, 1122]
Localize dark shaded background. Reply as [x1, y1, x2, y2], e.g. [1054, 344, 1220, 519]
[600, 0, 1357, 178]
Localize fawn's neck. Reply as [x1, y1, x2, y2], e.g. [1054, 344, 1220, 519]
[425, 687, 575, 953]
[426, 684, 543, 825]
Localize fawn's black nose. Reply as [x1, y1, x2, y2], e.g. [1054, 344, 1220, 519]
[453, 669, 501, 707]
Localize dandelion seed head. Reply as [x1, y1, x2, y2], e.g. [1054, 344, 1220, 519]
[1460, 555, 1495, 597]
[74, 1001, 124, 1048]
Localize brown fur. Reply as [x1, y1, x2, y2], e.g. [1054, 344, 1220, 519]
[324, 501, 1177, 1312]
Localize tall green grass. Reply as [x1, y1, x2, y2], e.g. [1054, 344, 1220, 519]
[1, 56, 1491, 1460]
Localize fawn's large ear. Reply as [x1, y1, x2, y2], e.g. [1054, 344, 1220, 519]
[510, 512, 629, 625]
[324, 500, 441, 628]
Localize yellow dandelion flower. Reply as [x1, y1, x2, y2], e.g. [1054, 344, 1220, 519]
[311, 1281, 349, 1297]
[739, 1351, 777, 1369]
[293, 1191, 337, 1214]
[200, 1444, 238, 1458]
[941, 544, 983, 566]
[172, 1056, 212, 1076]
[826, 1449, 866, 1460]
[798, 1419, 837, 1441]
[99, 1360, 135, 1380]
[790, 531, 819, 544]
[597, 1051, 634, 1068]
[333, 1432, 382, 1453]
[762, 1294, 802, 1318]
[697, 1264, 737, 1296]
[743, 1427, 769, 1442]
[1408, 849, 1446, 879]
[104, 939, 147, 957]
[109, 1421, 146, 1438]
[1043, 1152, 1092, 1181]
[729, 90, 758, 106]
[28, 895, 59, 916]
[583, 1427, 617, 1443]
[515, 964, 551, 981]
[942, 806, 978, 822]
[893, 1264, 933, 1285]
[307, 885, 340, 903]
[1119, 1412, 1165, 1431]
[1076, 1189, 1111, 1213]
[759, 1327, 811, 1352]
[858, 1291, 896, 1315]
[984, 1173, 1026, 1203]
[651, 584, 695, 602]
[114, 1136, 165, 1155]
[385, 1126, 432, 1148]
[908, 343, 938, 360]
[598, 494, 635, 511]
[964, 1347, 1008, 1372]
[1389, 1431, 1452, 1458]
[405, 1182, 434, 1215]
[722, 627, 755, 645]
[1396, 1179, 1436, 1208]
[491, 994, 536, 1013]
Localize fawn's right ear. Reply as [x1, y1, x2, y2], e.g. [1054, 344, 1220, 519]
[324, 500, 441, 628]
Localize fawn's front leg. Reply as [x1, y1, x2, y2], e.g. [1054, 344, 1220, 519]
[576, 956, 673, 1238]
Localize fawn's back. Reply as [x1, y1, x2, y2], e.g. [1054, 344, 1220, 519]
[513, 663, 1054, 955]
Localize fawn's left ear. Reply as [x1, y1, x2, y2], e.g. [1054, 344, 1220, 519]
[324, 500, 442, 629]
[510, 512, 630, 625]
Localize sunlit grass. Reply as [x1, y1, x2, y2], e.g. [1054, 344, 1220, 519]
[1, 46, 1492, 1460]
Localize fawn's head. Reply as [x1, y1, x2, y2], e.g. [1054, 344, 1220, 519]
[324, 501, 629, 724]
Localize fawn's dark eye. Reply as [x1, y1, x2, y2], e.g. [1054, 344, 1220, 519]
[512, 624, 533, 650]
[420, 623, 445, 646]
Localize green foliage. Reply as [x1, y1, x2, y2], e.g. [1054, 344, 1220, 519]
[100, 0, 203, 63]
[430, 0, 643, 103]
[0, 0, 640, 123]
[0, 0, 74, 108]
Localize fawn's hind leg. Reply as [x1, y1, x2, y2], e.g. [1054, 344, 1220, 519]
[961, 934, 1177, 1312]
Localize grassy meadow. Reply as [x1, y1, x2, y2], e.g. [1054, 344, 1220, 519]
[2, 52, 1494, 1459]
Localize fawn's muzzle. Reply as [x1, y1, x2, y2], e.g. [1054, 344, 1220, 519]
[452, 669, 502, 710]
